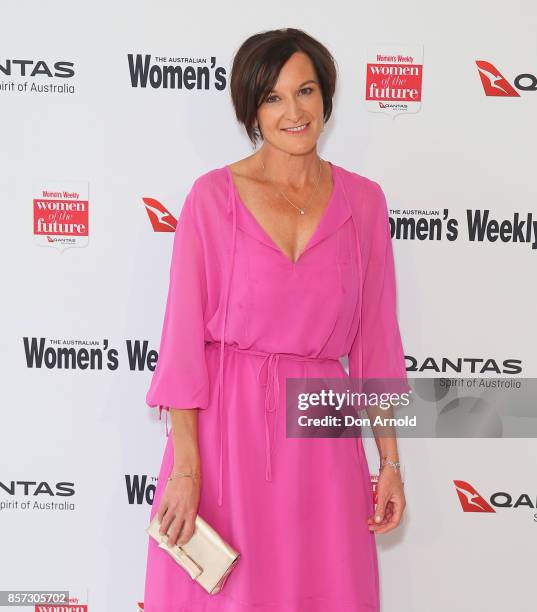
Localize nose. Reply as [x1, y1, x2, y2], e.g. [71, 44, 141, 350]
[284, 96, 304, 123]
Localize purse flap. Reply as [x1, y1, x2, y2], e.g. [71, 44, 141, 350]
[146, 516, 203, 579]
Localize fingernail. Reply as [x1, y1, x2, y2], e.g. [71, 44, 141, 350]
[375, 515, 381, 522]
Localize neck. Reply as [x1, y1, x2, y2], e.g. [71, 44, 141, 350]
[257, 146, 322, 190]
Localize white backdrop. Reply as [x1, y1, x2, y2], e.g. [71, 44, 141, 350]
[1, 1, 536, 610]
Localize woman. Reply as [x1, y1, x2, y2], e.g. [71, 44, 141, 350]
[144, 27, 409, 612]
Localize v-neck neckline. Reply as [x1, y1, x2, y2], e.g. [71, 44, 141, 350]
[226, 161, 338, 266]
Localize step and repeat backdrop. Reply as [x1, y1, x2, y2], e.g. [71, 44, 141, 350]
[1, 1, 536, 611]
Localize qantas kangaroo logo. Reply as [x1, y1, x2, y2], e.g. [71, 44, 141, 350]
[475, 60, 520, 96]
[475, 59, 537, 96]
[453, 480, 495, 512]
[142, 197, 176, 232]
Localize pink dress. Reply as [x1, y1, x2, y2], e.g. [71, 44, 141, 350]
[144, 162, 409, 612]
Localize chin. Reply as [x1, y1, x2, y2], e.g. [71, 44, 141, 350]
[276, 134, 320, 150]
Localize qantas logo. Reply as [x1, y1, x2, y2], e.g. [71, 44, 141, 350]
[0, 480, 75, 496]
[476, 60, 519, 96]
[476, 60, 537, 96]
[454, 480, 495, 512]
[0, 58, 75, 78]
[454, 479, 537, 516]
[143, 197, 176, 232]
[406, 356, 522, 374]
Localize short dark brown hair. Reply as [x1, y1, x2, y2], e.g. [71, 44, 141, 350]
[230, 28, 338, 146]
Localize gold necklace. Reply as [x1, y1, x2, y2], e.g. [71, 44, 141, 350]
[259, 155, 323, 215]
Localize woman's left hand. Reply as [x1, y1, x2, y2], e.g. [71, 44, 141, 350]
[367, 466, 406, 534]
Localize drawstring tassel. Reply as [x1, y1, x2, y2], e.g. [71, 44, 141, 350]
[158, 405, 170, 437]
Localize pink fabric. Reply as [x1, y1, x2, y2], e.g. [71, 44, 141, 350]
[144, 162, 409, 611]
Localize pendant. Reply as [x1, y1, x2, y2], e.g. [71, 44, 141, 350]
[299, 209, 305, 215]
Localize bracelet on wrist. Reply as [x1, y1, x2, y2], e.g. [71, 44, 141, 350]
[168, 471, 200, 482]
[379, 457, 401, 472]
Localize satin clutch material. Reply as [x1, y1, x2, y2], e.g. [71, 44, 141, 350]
[146, 513, 240, 594]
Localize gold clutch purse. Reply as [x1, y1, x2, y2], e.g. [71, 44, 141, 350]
[146, 513, 240, 594]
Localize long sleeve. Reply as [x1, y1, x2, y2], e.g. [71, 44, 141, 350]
[146, 179, 210, 412]
[348, 181, 410, 393]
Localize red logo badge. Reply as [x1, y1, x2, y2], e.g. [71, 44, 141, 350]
[454, 480, 495, 512]
[143, 197, 177, 232]
[475, 60, 520, 97]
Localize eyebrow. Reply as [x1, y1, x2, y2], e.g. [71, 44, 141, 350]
[269, 79, 318, 93]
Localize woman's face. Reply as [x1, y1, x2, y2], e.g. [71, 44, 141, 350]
[255, 51, 324, 155]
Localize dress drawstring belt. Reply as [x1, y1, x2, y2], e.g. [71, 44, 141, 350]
[207, 341, 340, 507]
[258, 351, 280, 482]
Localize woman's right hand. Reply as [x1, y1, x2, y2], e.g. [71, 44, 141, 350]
[157, 469, 201, 547]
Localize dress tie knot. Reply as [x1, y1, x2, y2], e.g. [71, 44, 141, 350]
[256, 352, 281, 481]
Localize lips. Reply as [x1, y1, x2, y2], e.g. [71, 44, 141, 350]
[282, 122, 310, 133]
